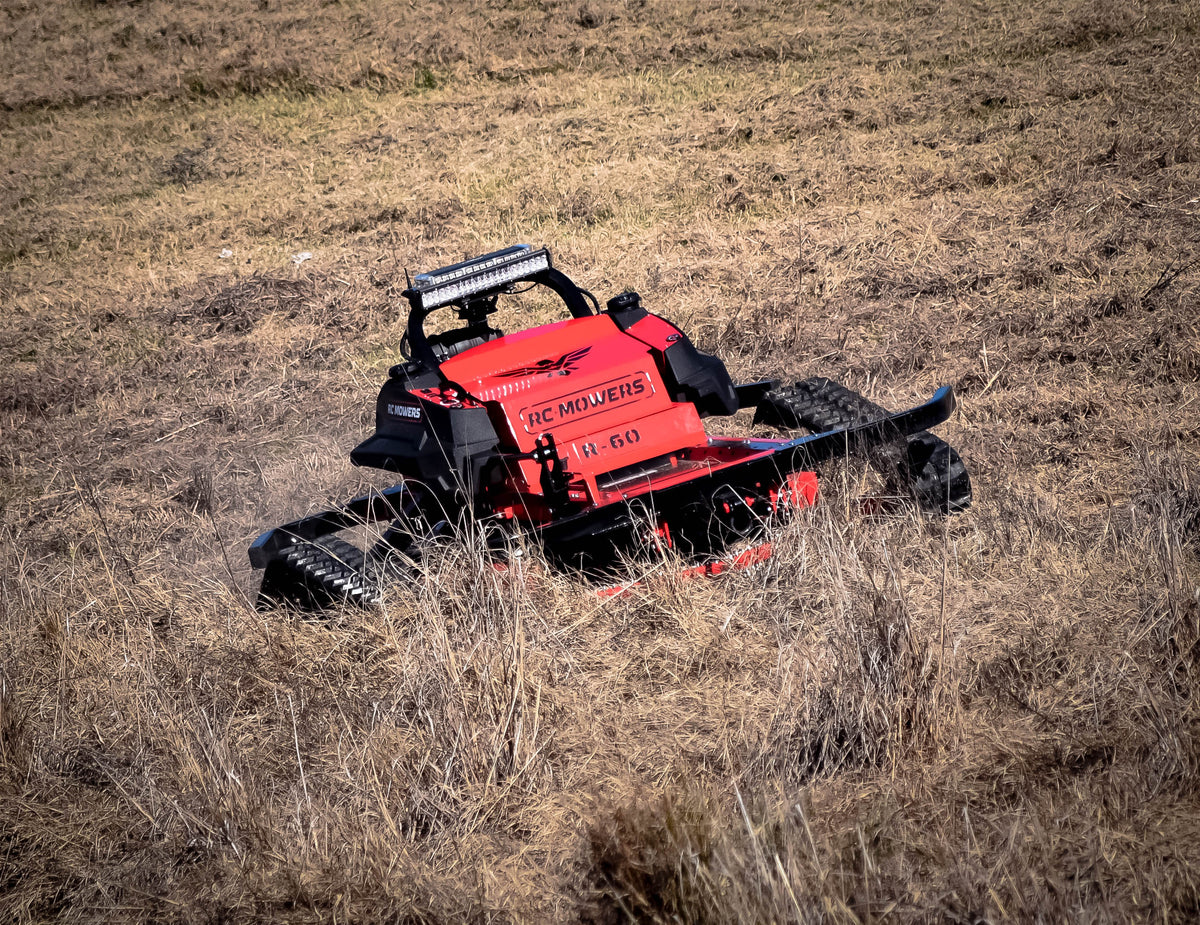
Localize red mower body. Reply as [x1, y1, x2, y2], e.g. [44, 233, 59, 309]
[249, 245, 967, 607]
[434, 311, 811, 520]
[349, 284, 817, 546]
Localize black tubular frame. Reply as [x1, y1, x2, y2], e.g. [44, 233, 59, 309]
[402, 255, 595, 380]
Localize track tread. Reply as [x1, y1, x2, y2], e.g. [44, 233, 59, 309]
[257, 536, 381, 611]
[757, 377, 972, 514]
[904, 431, 973, 515]
[755, 376, 886, 432]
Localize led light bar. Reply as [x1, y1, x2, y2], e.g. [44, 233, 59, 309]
[408, 245, 551, 311]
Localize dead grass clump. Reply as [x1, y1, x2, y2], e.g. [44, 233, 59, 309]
[172, 271, 329, 333]
[167, 266, 398, 340]
[330, 199, 464, 240]
[0, 526, 551, 920]
[0, 356, 116, 421]
[749, 510, 952, 788]
[0, 665, 32, 781]
[160, 145, 217, 188]
[580, 790, 720, 925]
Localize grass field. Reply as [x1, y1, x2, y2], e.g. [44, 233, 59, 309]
[2, 0, 1199, 921]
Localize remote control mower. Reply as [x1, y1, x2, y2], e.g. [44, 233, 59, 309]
[249, 245, 971, 610]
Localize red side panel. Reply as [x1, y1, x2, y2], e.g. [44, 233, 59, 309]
[621, 313, 686, 352]
[438, 313, 708, 503]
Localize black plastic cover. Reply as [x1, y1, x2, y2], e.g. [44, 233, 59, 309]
[661, 336, 739, 418]
[350, 378, 500, 496]
[605, 290, 649, 332]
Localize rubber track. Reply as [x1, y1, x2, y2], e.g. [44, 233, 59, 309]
[903, 431, 973, 514]
[758, 377, 972, 514]
[257, 536, 381, 611]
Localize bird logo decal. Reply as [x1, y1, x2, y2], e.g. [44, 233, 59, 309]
[496, 346, 592, 378]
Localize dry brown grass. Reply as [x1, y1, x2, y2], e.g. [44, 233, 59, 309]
[3, 0, 1200, 921]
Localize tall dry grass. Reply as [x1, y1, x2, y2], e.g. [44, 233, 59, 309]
[2, 0, 1199, 920]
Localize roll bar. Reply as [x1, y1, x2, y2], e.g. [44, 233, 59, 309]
[400, 246, 595, 377]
